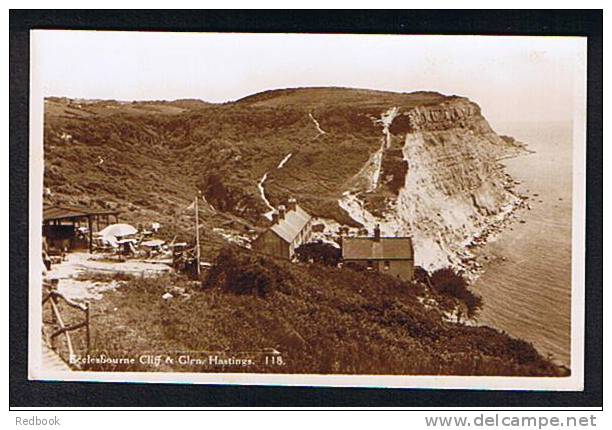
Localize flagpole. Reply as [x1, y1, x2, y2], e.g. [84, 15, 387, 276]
[195, 193, 201, 278]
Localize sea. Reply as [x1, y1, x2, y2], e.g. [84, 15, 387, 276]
[471, 121, 574, 367]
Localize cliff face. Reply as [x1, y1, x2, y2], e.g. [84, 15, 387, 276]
[337, 98, 526, 272]
[43, 89, 527, 267]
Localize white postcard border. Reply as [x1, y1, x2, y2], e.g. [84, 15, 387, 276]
[27, 31, 587, 391]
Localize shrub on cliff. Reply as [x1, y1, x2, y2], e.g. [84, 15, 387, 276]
[295, 242, 341, 266]
[413, 266, 431, 285]
[202, 246, 289, 297]
[430, 268, 483, 318]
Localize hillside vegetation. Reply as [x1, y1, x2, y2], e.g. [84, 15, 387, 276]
[44, 89, 422, 225]
[43, 88, 526, 271]
[79, 247, 560, 375]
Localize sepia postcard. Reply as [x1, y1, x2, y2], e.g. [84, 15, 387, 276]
[28, 30, 587, 390]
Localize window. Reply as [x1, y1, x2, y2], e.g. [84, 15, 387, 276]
[367, 260, 373, 269]
[384, 260, 390, 270]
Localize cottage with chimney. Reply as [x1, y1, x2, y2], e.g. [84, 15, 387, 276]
[342, 225, 414, 281]
[252, 198, 313, 260]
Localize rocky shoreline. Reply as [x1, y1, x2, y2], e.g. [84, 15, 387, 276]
[432, 145, 531, 284]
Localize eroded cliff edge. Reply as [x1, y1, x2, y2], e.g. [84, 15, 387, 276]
[335, 97, 528, 275]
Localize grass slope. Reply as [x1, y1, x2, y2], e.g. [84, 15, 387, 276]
[43, 88, 462, 255]
[79, 247, 559, 376]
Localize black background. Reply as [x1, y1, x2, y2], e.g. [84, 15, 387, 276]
[9, 9, 603, 408]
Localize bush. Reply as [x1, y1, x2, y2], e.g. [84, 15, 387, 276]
[295, 242, 341, 266]
[430, 268, 483, 318]
[413, 266, 430, 284]
[203, 246, 288, 297]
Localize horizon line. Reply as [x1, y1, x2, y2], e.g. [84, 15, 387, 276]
[43, 85, 454, 105]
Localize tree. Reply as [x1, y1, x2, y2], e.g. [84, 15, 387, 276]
[198, 173, 230, 211]
[295, 242, 341, 266]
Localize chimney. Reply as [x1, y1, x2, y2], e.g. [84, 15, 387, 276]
[373, 224, 381, 241]
[288, 197, 297, 212]
[278, 205, 286, 220]
[271, 212, 279, 224]
[337, 226, 349, 246]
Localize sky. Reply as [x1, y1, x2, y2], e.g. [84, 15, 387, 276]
[31, 31, 586, 126]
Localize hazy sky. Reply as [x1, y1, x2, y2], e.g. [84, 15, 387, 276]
[31, 31, 586, 126]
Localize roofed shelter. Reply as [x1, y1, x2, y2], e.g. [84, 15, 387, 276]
[43, 205, 120, 253]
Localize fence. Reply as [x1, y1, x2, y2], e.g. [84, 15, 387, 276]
[42, 285, 90, 368]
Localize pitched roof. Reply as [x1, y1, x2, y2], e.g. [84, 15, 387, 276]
[43, 205, 120, 222]
[342, 237, 414, 260]
[270, 205, 312, 243]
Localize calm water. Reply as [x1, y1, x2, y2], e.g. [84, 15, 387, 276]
[472, 121, 573, 366]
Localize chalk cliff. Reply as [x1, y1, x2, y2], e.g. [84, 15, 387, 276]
[337, 97, 527, 273]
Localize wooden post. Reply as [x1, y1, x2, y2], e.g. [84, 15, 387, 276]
[87, 215, 93, 253]
[50, 295, 58, 351]
[195, 194, 201, 279]
[85, 302, 91, 355]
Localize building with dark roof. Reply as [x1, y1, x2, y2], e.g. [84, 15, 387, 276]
[342, 225, 414, 281]
[43, 204, 120, 253]
[252, 198, 313, 259]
